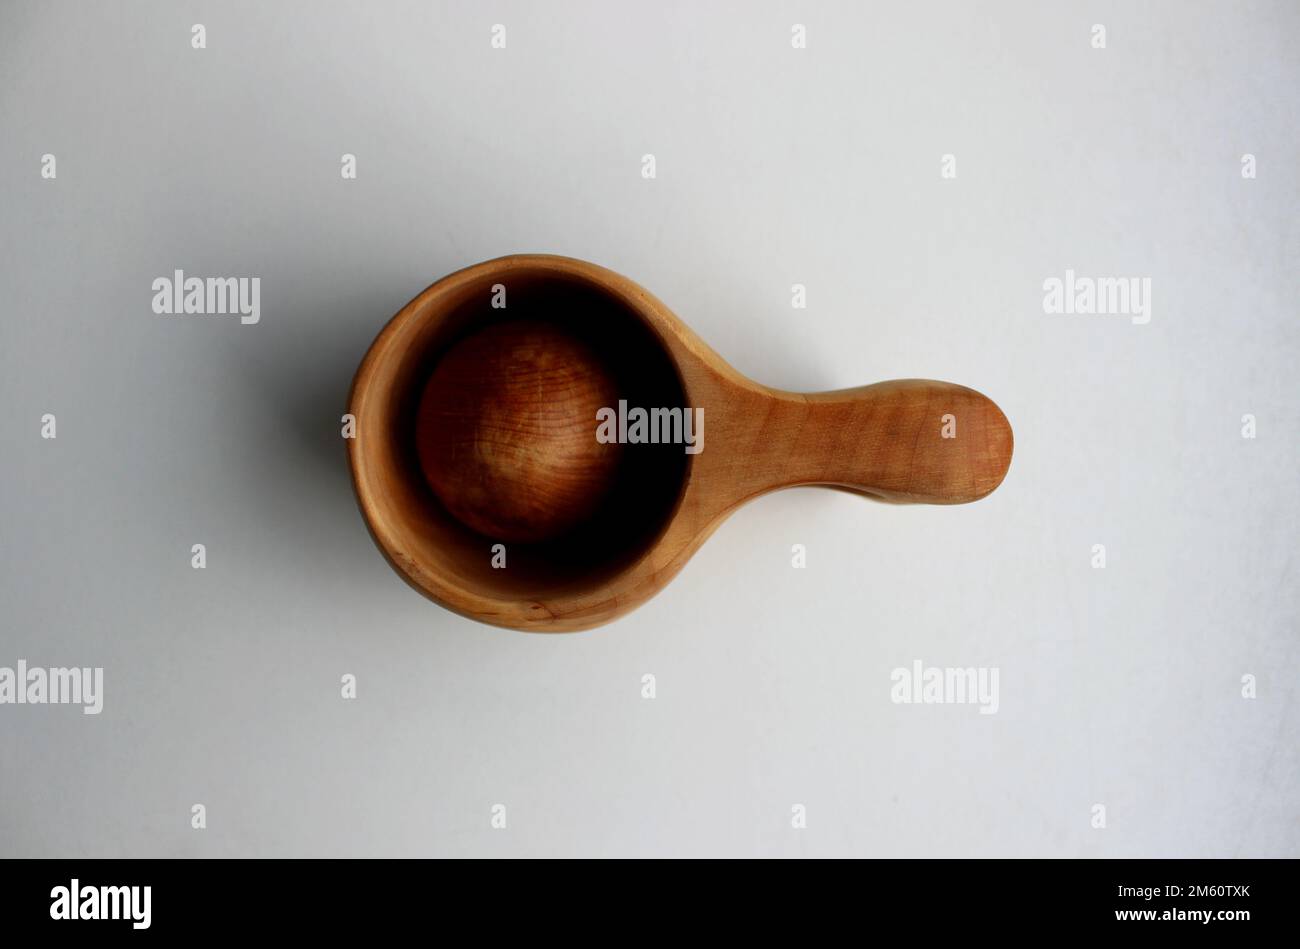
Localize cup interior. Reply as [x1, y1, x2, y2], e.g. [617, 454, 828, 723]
[350, 261, 692, 608]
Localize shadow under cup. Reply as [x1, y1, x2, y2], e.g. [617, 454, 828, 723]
[349, 264, 692, 609]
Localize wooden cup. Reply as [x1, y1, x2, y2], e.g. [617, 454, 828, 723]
[348, 255, 1013, 631]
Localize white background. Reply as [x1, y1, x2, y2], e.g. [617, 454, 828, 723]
[1, 0, 1297, 857]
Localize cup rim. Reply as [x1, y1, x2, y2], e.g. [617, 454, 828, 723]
[347, 254, 697, 632]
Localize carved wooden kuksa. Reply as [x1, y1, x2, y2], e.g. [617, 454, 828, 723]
[348, 255, 1013, 631]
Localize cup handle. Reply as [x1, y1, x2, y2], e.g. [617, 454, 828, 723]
[750, 379, 1014, 504]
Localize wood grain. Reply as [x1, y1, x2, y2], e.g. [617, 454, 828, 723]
[415, 320, 623, 543]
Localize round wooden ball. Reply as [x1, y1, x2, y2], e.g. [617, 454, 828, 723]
[415, 320, 624, 544]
